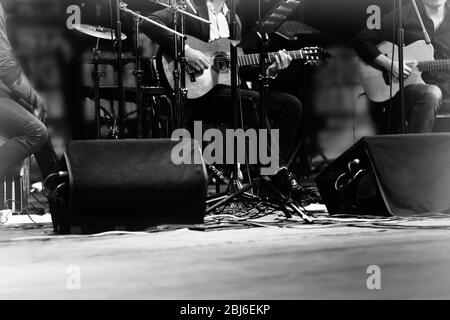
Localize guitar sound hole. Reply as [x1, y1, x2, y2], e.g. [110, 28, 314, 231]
[213, 52, 229, 72]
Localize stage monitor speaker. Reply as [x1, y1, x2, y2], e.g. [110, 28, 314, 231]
[316, 134, 450, 217]
[52, 139, 208, 233]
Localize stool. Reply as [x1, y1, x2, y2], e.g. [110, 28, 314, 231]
[0, 157, 30, 213]
[434, 97, 450, 132]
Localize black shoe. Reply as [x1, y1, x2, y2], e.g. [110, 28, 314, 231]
[270, 167, 304, 201]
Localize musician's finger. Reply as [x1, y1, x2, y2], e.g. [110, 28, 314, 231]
[279, 51, 287, 68]
[275, 54, 281, 69]
[404, 64, 412, 74]
[187, 60, 196, 69]
[200, 56, 210, 69]
[192, 62, 202, 72]
[405, 60, 416, 67]
[403, 70, 411, 79]
[285, 50, 293, 63]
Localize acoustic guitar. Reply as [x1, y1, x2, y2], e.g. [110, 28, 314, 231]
[161, 36, 326, 100]
[359, 40, 450, 103]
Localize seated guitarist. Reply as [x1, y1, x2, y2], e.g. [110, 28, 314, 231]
[353, 0, 448, 134]
[0, 3, 58, 181]
[141, 0, 305, 198]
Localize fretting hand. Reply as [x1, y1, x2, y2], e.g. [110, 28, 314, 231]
[267, 50, 293, 78]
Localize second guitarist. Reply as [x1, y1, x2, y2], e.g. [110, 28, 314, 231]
[141, 0, 305, 199]
[353, 0, 449, 134]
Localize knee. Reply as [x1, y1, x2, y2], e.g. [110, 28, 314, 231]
[247, 92, 260, 110]
[423, 85, 443, 111]
[426, 85, 442, 102]
[282, 95, 303, 120]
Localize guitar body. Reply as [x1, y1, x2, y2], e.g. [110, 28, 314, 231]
[359, 40, 433, 102]
[161, 36, 243, 100]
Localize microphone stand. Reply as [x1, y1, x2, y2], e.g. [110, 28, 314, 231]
[230, 0, 242, 193]
[397, 0, 431, 134]
[206, 0, 312, 223]
[173, 1, 187, 129]
[206, 0, 260, 213]
[398, 0, 406, 134]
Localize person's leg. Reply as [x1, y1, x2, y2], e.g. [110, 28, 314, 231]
[189, 88, 304, 198]
[266, 91, 303, 161]
[190, 88, 303, 161]
[34, 139, 59, 180]
[404, 84, 442, 133]
[0, 97, 50, 177]
[389, 84, 442, 134]
[188, 87, 260, 129]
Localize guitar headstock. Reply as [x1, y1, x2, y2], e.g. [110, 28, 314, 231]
[301, 47, 329, 66]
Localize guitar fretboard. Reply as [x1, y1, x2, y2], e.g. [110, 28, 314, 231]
[237, 51, 304, 67]
[418, 59, 450, 71]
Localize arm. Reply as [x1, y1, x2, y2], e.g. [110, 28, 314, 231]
[140, 8, 209, 72]
[352, 8, 412, 79]
[0, 6, 45, 115]
[2, 67, 45, 114]
[352, 27, 389, 65]
[352, 6, 396, 64]
[140, 8, 176, 54]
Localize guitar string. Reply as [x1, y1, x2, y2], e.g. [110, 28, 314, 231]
[418, 59, 450, 71]
[208, 51, 315, 64]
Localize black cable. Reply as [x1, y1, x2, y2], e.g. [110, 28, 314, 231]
[30, 192, 47, 210]
[4, 199, 43, 226]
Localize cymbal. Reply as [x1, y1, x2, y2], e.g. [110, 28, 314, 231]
[73, 24, 127, 41]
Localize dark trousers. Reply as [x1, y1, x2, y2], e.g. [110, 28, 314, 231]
[373, 84, 442, 134]
[0, 96, 58, 179]
[188, 87, 303, 165]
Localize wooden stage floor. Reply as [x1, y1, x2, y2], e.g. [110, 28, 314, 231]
[1, 213, 450, 299]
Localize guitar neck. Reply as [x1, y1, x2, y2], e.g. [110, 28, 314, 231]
[238, 50, 304, 67]
[418, 59, 450, 72]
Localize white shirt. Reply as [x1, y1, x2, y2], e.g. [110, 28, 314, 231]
[207, 1, 230, 42]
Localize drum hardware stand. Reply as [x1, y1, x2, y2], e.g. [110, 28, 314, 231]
[133, 13, 145, 139]
[92, 39, 121, 140]
[114, 0, 127, 138]
[92, 38, 103, 139]
[72, 23, 127, 139]
[120, 1, 192, 133]
[154, 0, 211, 129]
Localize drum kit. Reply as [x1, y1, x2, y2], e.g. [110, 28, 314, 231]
[73, 0, 206, 140]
